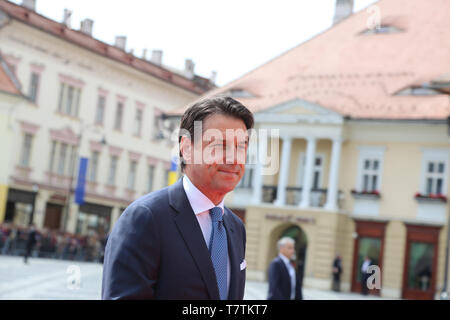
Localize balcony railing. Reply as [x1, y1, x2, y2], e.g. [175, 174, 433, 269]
[261, 185, 331, 208]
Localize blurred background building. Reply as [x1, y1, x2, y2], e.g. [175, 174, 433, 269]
[0, 0, 214, 238]
[1, 0, 450, 300]
[169, 0, 450, 299]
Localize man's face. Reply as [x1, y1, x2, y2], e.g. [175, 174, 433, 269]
[181, 113, 248, 196]
[280, 242, 295, 260]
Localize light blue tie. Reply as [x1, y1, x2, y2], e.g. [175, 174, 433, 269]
[209, 206, 228, 300]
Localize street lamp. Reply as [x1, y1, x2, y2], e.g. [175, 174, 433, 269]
[60, 123, 107, 233]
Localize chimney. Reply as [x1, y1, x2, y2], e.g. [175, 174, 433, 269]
[115, 36, 127, 51]
[210, 71, 217, 84]
[80, 19, 94, 36]
[63, 8, 72, 28]
[184, 59, 195, 79]
[21, 0, 36, 11]
[142, 48, 148, 60]
[333, 0, 354, 25]
[151, 50, 163, 65]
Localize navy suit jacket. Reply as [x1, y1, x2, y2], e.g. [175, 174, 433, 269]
[267, 256, 302, 300]
[102, 178, 246, 300]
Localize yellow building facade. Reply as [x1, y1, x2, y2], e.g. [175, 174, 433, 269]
[225, 105, 449, 299]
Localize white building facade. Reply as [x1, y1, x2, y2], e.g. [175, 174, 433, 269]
[0, 0, 213, 236]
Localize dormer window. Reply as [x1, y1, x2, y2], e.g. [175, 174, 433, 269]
[395, 82, 448, 96]
[396, 86, 441, 96]
[225, 88, 255, 98]
[359, 25, 403, 35]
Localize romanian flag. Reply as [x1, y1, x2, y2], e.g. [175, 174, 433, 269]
[168, 156, 178, 186]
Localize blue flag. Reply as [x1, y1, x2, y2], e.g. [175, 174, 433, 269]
[75, 157, 88, 205]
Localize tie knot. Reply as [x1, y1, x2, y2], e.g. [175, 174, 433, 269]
[210, 207, 223, 223]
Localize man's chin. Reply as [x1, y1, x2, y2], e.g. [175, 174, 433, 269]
[214, 179, 240, 193]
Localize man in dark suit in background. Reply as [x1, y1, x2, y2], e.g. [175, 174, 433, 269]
[102, 96, 254, 299]
[332, 254, 343, 292]
[267, 237, 303, 300]
[361, 256, 372, 295]
[23, 224, 38, 264]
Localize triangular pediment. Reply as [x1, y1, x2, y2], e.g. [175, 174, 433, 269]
[254, 98, 343, 124]
[262, 98, 341, 116]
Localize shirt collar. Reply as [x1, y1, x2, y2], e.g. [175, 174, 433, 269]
[182, 175, 224, 216]
[279, 253, 291, 265]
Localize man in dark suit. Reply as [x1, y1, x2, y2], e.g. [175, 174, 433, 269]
[23, 224, 38, 264]
[102, 96, 254, 300]
[267, 237, 303, 300]
[332, 254, 343, 292]
[360, 256, 372, 295]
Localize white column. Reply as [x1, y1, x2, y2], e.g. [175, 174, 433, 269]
[252, 134, 267, 204]
[300, 137, 317, 208]
[325, 138, 343, 211]
[274, 136, 292, 206]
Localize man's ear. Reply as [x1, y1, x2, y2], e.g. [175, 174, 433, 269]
[180, 136, 193, 164]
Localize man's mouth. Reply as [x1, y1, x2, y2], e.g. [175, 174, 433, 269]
[218, 168, 240, 175]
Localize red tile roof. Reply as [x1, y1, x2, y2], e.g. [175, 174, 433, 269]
[171, 0, 450, 120]
[0, 0, 215, 95]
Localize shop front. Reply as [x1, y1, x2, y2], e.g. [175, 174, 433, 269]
[75, 202, 112, 236]
[4, 188, 37, 226]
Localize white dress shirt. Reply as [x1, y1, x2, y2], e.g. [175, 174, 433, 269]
[279, 253, 296, 300]
[182, 175, 231, 293]
[361, 259, 371, 273]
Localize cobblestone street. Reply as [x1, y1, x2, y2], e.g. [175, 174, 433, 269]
[0, 256, 390, 300]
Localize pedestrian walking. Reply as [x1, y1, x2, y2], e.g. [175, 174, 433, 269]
[332, 254, 343, 292]
[267, 237, 302, 300]
[23, 224, 38, 264]
[360, 256, 372, 295]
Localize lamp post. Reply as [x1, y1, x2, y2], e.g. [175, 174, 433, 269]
[60, 123, 106, 233]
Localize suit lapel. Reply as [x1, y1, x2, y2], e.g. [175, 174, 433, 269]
[223, 208, 239, 300]
[168, 179, 220, 300]
[277, 257, 292, 294]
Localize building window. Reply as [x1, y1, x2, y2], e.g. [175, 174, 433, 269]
[49, 141, 57, 173]
[48, 141, 77, 176]
[114, 102, 124, 131]
[67, 145, 77, 176]
[57, 143, 68, 175]
[127, 161, 138, 190]
[107, 156, 118, 186]
[147, 165, 155, 192]
[297, 153, 324, 190]
[88, 151, 100, 182]
[421, 150, 448, 196]
[356, 147, 385, 193]
[361, 159, 380, 192]
[95, 96, 106, 125]
[57, 83, 81, 117]
[133, 108, 143, 136]
[19, 133, 33, 167]
[28, 72, 40, 103]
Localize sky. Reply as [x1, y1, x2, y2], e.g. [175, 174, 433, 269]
[11, 0, 378, 86]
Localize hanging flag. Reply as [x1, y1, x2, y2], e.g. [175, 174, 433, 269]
[75, 157, 88, 205]
[168, 155, 178, 186]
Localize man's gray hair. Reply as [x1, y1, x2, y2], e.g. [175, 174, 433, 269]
[277, 237, 295, 251]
